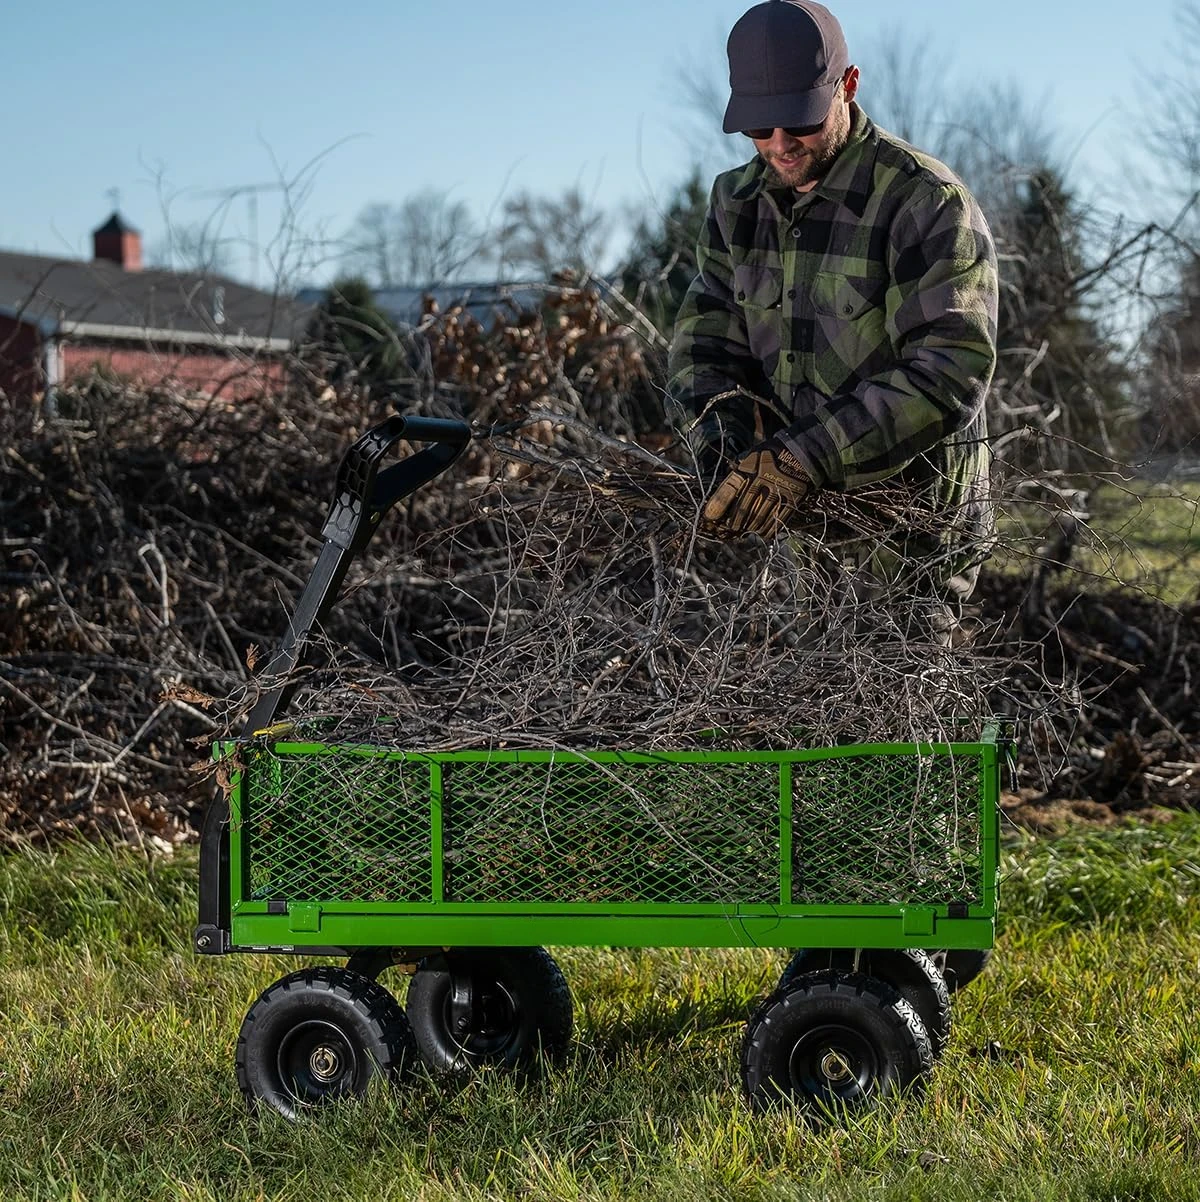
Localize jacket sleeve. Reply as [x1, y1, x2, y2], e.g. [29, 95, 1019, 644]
[666, 187, 776, 463]
[780, 183, 998, 491]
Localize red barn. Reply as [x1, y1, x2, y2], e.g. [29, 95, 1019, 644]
[0, 213, 310, 403]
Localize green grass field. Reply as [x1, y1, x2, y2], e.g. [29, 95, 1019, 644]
[2, 818, 1200, 1201]
[994, 480, 1200, 603]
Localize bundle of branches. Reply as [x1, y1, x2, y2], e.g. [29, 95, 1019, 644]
[981, 558, 1200, 813]
[408, 273, 665, 439]
[220, 429, 1010, 754]
[0, 281, 670, 843]
[205, 430, 1015, 906]
[0, 379, 438, 843]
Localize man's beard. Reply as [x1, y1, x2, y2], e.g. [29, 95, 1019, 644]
[763, 105, 852, 190]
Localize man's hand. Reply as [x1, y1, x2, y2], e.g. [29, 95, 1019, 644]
[701, 438, 813, 537]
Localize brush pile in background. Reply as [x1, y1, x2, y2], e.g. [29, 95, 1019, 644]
[2, 283, 1198, 843]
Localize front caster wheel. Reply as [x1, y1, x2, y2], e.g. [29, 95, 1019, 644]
[406, 947, 573, 1075]
[236, 967, 415, 1119]
[742, 971, 932, 1117]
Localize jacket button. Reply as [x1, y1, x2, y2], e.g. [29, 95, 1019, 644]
[792, 227, 802, 238]
[843, 304, 854, 314]
[787, 289, 797, 299]
[787, 353, 796, 363]
[738, 290, 746, 300]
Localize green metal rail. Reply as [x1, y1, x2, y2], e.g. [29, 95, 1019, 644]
[220, 725, 1004, 955]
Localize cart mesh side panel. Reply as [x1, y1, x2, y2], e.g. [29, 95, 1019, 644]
[443, 759, 779, 904]
[241, 751, 431, 902]
[792, 752, 982, 906]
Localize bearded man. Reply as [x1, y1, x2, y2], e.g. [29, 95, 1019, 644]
[669, 0, 999, 622]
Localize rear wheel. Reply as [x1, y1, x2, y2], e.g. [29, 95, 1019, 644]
[741, 970, 932, 1117]
[780, 948, 952, 1057]
[236, 966, 415, 1119]
[405, 947, 573, 1075]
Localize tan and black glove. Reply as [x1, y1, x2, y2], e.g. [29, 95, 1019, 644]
[701, 437, 813, 538]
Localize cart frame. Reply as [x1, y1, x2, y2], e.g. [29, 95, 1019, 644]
[213, 734, 1002, 955]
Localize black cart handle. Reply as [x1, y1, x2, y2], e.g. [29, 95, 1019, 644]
[242, 413, 471, 737]
[198, 414, 470, 952]
[323, 415, 472, 553]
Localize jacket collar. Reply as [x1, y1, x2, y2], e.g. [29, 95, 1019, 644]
[729, 105, 878, 219]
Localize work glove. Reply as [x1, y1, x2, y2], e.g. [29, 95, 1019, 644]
[701, 437, 813, 538]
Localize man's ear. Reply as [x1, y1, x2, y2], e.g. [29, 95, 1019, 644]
[843, 66, 860, 104]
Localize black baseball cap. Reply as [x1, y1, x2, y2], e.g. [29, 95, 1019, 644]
[723, 1, 850, 135]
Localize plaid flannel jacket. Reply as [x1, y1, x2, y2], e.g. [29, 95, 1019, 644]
[668, 106, 999, 591]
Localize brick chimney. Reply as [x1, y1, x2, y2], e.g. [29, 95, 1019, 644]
[92, 212, 142, 271]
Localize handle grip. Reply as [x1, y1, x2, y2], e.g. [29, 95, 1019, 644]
[387, 415, 473, 445]
[322, 415, 471, 552]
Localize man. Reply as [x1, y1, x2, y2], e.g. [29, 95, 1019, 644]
[668, 0, 998, 617]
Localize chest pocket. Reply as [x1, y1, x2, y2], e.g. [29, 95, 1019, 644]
[732, 263, 783, 312]
[812, 271, 888, 320]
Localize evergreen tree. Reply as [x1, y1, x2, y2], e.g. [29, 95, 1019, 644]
[991, 167, 1131, 468]
[1144, 253, 1200, 453]
[301, 277, 405, 402]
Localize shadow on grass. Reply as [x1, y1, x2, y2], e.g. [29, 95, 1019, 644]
[576, 987, 764, 1063]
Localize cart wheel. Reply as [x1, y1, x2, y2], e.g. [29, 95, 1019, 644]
[932, 948, 992, 993]
[236, 966, 415, 1119]
[406, 947, 573, 1075]
[741, 971, 933, 1116]
[780, 948, 951, 1058]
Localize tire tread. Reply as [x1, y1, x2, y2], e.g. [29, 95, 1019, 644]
[235, 966, 414, 1115]
[741, 970, 932, 1114]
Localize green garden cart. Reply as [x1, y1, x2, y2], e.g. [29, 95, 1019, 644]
[196, 413, 1008, 1120]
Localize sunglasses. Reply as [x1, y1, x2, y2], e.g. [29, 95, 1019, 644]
[742, 122, 826, 141]
[741, 81, 844, 141]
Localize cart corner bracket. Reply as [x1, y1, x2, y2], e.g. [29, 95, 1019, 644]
[194, 924, 230, 955]
[287, 903, 323, 933]
[900, 907, 936, 937]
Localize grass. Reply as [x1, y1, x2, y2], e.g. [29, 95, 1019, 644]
[993, 480, 1200, 604]
[1078, 481, 1200, 602]
[2, 820, 1200, 1200]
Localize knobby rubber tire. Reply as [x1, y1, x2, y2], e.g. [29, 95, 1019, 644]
[742, 970, 933, 1117]
[780, 948, 952, 1057]
[405, 947, 573, 1075]
[236, 966, 415, 1119]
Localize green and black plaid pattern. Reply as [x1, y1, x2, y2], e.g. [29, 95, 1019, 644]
[669, 107, 999, 586]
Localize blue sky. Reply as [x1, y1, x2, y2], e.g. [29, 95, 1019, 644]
[0, 0, 1182, 285]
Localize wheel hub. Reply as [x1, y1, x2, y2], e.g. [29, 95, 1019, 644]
[444, 972, 520, 1056]
[820, 1049, 853, 1083]
[309, 1045, 342, 1082]
[789, 1023, 875, 1102]
[276, 1019, 358, 1101]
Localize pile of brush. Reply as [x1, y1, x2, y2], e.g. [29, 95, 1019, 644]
[3, 279, 1197, 842]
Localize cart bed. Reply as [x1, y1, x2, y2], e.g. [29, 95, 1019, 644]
[220, 727, 1004, 955]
